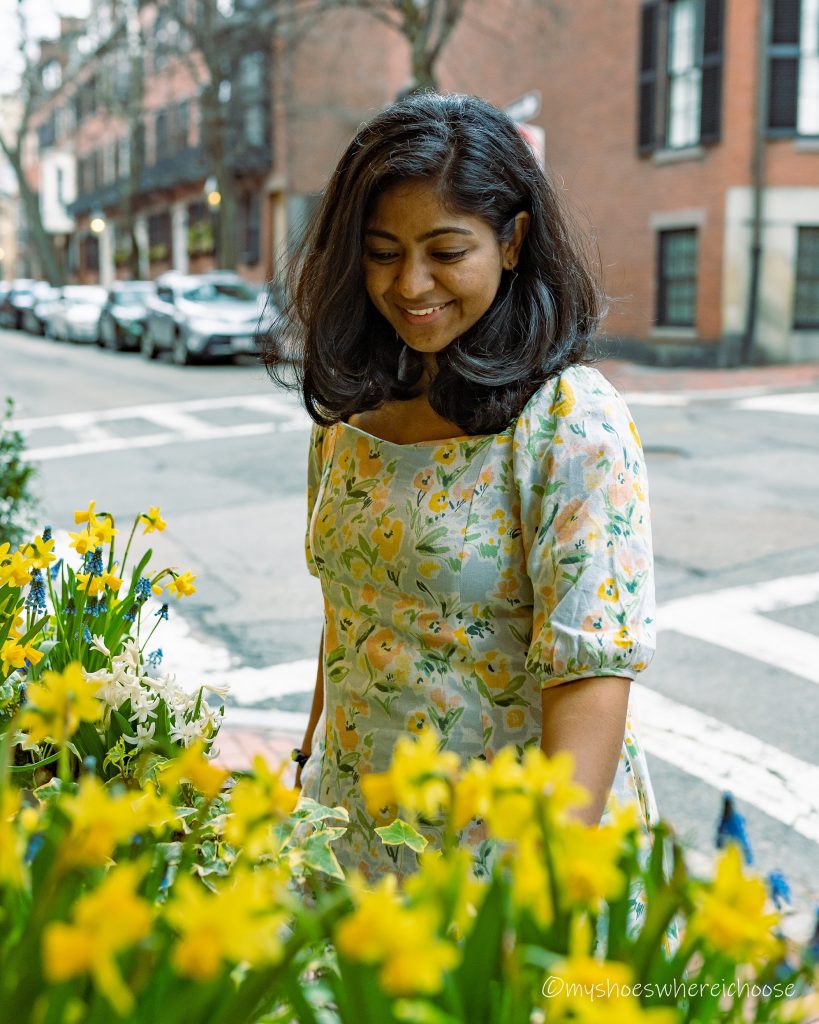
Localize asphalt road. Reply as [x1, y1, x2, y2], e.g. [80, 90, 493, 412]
[3, 326, 819, 922]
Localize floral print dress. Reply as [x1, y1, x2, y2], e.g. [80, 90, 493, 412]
[300, 364, 658, 884]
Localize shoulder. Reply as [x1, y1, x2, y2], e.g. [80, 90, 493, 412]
[513, 365, 636, 449]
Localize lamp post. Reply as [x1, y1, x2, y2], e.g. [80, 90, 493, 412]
[204, 175, 221, 268]
[89, 211, 114, 288]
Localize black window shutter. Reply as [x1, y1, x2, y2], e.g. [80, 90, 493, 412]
[700, 0, 725, 143]
[771, 0, 801, 44]
[768, 0, 801, 132]
[638, 2, 660, 153]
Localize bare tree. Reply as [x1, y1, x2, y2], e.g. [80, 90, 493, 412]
[345, 0, 468, 92]
[0, 1, 69, 284]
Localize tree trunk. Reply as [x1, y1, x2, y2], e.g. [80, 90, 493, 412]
[4, 144, 64, 285]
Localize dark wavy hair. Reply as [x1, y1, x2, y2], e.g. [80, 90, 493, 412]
[261, 92, 604, 434]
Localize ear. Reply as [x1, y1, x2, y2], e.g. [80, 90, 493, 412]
[501, 212, 530, 270]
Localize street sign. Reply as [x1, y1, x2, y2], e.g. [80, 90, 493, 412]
[504, 90, 542, 124]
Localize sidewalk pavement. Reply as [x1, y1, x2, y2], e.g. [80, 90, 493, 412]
[216, 357, 819, 774]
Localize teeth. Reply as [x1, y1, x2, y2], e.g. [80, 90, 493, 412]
[406, 304, 447, 316]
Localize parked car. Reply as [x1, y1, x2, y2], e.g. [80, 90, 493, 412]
[0, 279, 39, 330]
[142, 271, 271, 365]
[21, 283, 62, 335]
[98, 280, 156, 352]
[44, 286, 108, 343]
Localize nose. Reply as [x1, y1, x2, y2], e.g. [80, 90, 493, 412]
[394, 254, 435, 299]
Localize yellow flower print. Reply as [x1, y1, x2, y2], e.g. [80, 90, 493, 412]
[372, 518, 403, 561]
[613, 626, 633, 650]
[475, 652, 511, 691]
[549, 378, 575, 417]
[354, 436, 382, 478]
[597, 578, 619, 602]
[407, 710, 427, 734]
[608, 462, 630, 507]
[428, 491, 449, 513]
[418, 560, 441, 578]
[554, 497, 585, 543]
[365, 627, 403, 670]
[629, 419, 643, 449]
[434, 444, 458, 465]
[337, 448, 351, 471]
[582, 612, 605, 633]
[413, 469, 435, 493]
[335, 705, 359, 752]
[505, 707, 525, 729]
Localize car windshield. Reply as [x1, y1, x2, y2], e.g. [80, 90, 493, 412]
[63, 287, 107, 305]
[182, 281, 259, 303]
[115, 288, 152, 305]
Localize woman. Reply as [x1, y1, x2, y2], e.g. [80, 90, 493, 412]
[263, 93, 657, 884]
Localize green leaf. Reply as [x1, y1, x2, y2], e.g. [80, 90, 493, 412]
[302, 830, 345, 879]
[290, 797, 350, 824]
[375, 818, 428, 853]
[394, 1001, 461, 1024]
[452, 875, 506, 1023]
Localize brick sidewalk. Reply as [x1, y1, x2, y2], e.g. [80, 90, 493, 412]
[599, 357, 819, 394]
[216, 357, 819, 774]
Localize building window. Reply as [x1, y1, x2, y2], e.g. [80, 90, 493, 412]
[769, 0, 819, 135]
[638, 0, 724, 152]
[81, 235, 99, 274]
[237, 192, 260, 264]
[148, 210, 172, 263]
[174, 101, 189, 151]
[657, 228, 698, 326]
[155, 110, 169, 162]
[794, 227, 819, 327]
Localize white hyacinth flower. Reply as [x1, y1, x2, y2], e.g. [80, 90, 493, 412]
[204, 681, 231, 701]
[123, 720, 157, 749]
[90, 634, 110, 657]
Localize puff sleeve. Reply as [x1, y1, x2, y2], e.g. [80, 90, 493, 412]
[305, 423, 329, 578]
[513, 366, 656, 688]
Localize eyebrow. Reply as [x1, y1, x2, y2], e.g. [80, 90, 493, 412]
[364, 227, 475, 242]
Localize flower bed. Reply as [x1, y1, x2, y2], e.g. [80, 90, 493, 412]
[1, 506, 816, 1022]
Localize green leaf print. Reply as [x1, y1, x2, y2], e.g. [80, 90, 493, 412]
[337, 751, 361, 774]
[536, 503, 559, 544]
[429, 705, 465, 738]
[353, 622, 376, 651]
[415, 525, 450, 554]
[375, 818, 429, 853]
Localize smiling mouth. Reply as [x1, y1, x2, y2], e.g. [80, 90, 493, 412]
[398, 301, 452, 321]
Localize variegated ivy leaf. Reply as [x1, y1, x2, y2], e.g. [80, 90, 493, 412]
[375, 818, 428, 853]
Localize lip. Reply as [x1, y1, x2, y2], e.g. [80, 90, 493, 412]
[396, 301, 453, 326]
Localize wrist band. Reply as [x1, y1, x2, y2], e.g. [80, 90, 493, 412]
[291, 747, 310, 768]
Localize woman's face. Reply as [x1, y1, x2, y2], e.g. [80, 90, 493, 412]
[363, 181, 528, 363]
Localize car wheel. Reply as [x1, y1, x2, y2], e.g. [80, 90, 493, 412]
[172, 332, 193, 366]
[141, 325, 159, 360]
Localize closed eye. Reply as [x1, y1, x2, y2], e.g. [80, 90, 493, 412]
[366, 250, 398, 262]
[433, 250, 468, 261]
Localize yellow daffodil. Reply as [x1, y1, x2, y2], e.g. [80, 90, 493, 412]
[1, 638, 44, 675]
[17, 661, 103, 746]
[0, 550, 33, 588]
[103, 568, 124, 593]
[552, 819, 627, 908]
[90, 515, 118, 546]
[362, 731, 459, 821]
[68, 528, 95, 556]
[139, 505, 167, 534]
[159, 740, 228, 800]
[60, 777, 179, 867]
[167, 570, 196, 599]
[166, 869, 286, 980]
[25, 533, 56, 570]
[225, 755, 298, 856]
[43, 863, 152, 1016]
[689, 844, 782, 965]
[74, 499, 97, 525]
[335, 874, 459, 995]
[509, 827, 553, 927]
[0, 789, 25, 888]
[0, 540, 10, 561]
[75, 572, 107, 598]
[406, 847, 484, 940]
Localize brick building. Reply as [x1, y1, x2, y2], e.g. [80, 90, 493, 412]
[21, 0, 819, 363]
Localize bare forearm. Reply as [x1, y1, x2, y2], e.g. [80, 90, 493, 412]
[295, 630, 324, 787]
[540, 675, 630, 825]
